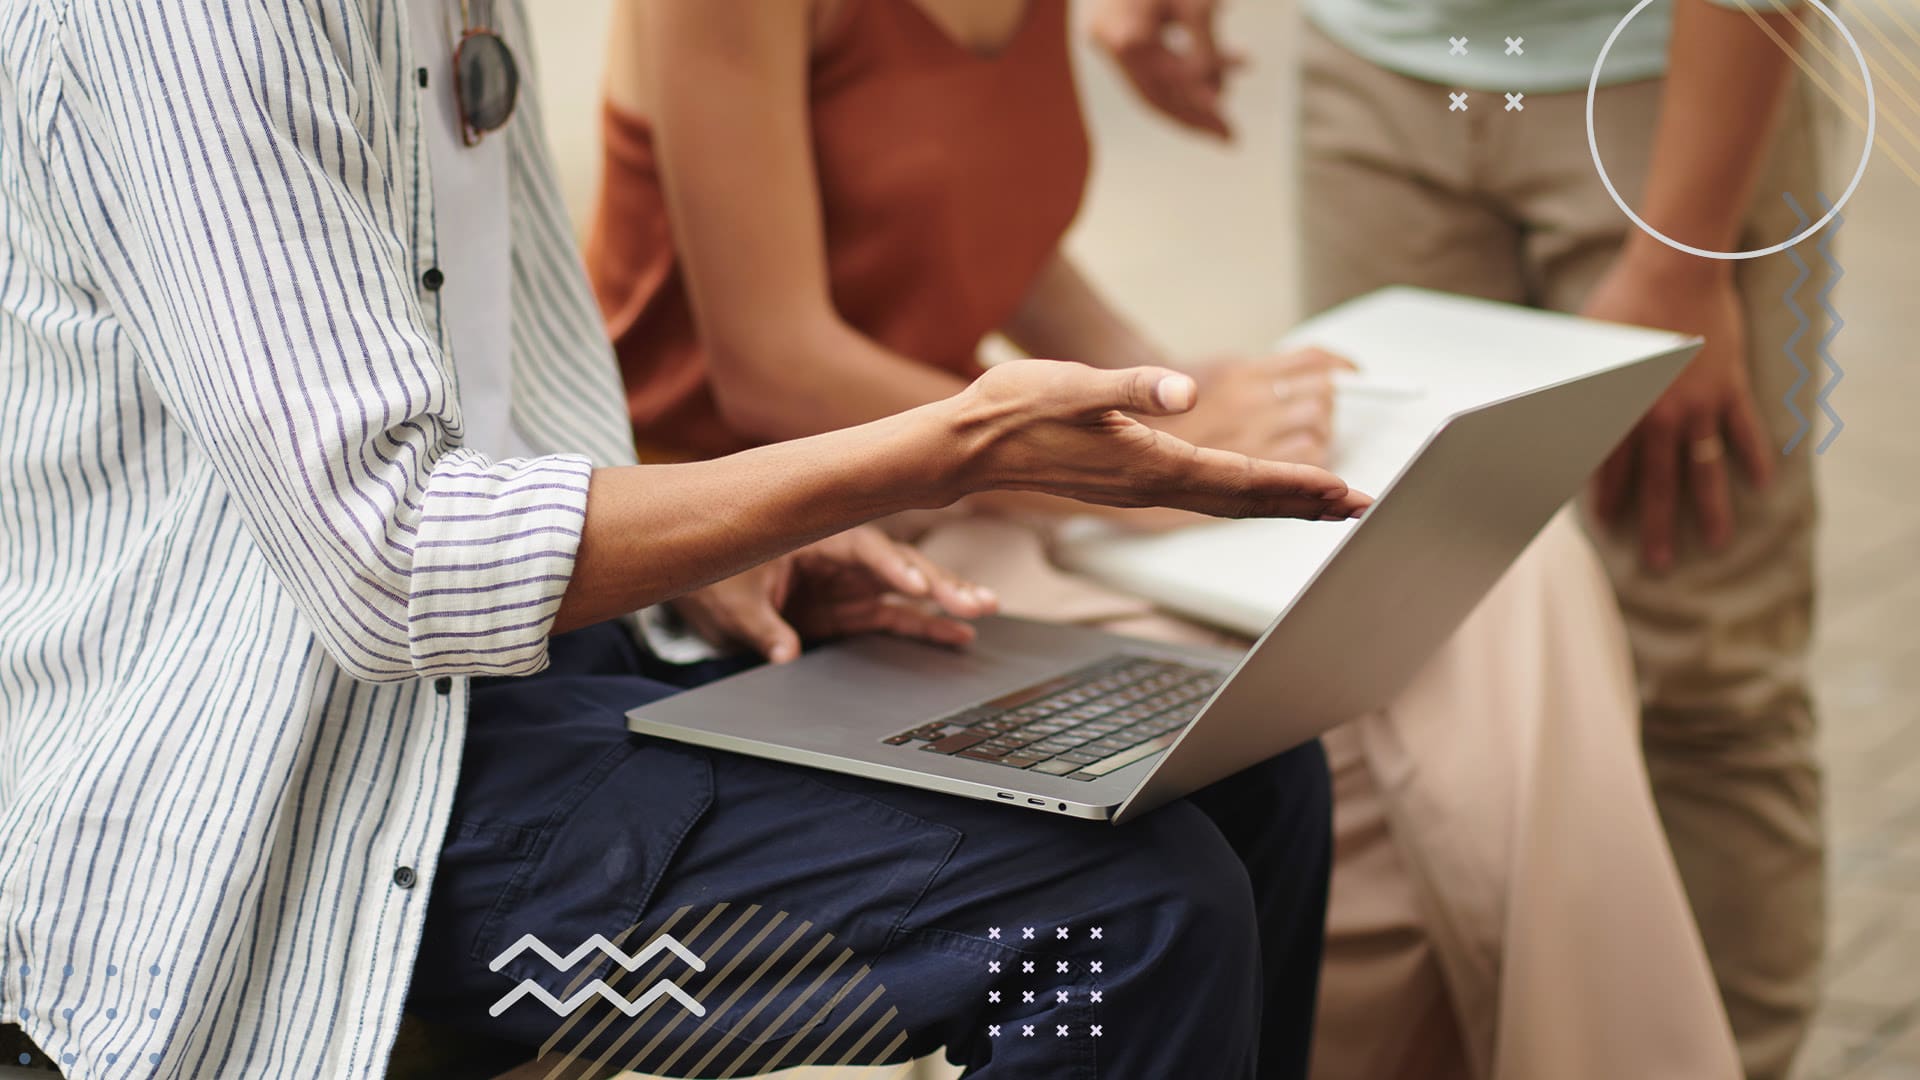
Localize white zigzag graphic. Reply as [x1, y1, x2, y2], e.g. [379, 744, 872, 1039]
[488, 933, 708, 1019]
[489, 932, 707, 974]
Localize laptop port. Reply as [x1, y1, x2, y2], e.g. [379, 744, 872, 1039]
[997, 792, 1016, 800]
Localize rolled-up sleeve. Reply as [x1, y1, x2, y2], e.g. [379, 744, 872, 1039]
[48, 0, 587, 682]
[404, 452, 594, 675]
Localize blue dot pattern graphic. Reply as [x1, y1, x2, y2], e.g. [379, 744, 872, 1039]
[10, 958, 169, 1073]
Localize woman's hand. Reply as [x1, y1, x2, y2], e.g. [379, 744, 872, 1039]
[1151, 348, 1352, 467]
[669, 527, 998, 663]
[1089, 0, 1243, 139]
[944, 358, 1372, 521]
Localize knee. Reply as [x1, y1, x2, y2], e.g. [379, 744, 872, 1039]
[1128, 805, 1263, 969]
[1231, 739, 1334, 854]
[1268, 739, 1333, 823]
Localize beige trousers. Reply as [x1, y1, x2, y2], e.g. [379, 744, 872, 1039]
[1296, 24, 1825, 1080]
[910, 507, 1738, 1080]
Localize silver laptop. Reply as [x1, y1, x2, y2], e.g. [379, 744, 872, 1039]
[1057, 287, 1705, 636]
[629, 334, 1696, 824]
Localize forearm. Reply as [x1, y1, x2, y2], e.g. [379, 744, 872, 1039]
[570, 356, 1371, 631]
[716, 252, 1162, 441]
[557, 402, 959, 631]
[708, 314, 973, 442]
[1000, 253, 1167, 369]
[1625, 0, 1798, 272]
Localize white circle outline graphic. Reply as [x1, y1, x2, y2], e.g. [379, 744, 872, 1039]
[1585, 0, 1875, 260]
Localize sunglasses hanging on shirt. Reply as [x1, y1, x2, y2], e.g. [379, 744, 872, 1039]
[448, 0, 519, 145]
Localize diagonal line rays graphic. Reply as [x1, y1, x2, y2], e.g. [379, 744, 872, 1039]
[1731, 0, 1920, 190]
[492, 903, 913, 1079]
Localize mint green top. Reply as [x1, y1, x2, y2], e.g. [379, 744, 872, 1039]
[1302, 0, 1751, 94]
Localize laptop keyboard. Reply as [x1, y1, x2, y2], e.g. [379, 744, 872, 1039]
[883, 655, 1224, 782]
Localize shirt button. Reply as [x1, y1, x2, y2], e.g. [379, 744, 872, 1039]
[434, 676, 452, 696]
[421, 267, 445, 291]
[393, 866, 418, 889]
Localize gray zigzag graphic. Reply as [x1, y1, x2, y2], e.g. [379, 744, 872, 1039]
[1781, 192, 1813, 455]
[1812, 192, 1846, 454]
[488, 975, 708, 1019]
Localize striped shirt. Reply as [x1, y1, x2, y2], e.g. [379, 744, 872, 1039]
[0, 0, 642, 1075]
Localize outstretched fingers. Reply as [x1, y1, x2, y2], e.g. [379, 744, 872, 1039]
[1170, 442, 1371, 520]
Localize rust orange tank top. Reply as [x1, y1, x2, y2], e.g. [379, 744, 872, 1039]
[586, 0, 1091, 461]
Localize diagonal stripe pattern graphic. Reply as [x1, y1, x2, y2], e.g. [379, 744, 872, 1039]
[504, 904, 912, 1079]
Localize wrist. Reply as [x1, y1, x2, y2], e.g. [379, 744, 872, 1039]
[922, 378, 1031, 505]
[869, 398, 988, 511]
[1616, 232, 1737, 289]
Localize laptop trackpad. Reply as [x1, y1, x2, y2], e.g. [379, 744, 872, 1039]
[628, 616, 1202, 756]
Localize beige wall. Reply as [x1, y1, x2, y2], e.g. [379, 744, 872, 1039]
[528, 0, 615, 233]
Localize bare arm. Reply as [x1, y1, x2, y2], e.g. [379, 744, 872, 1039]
[1001, 253, 1170, 369]
[634, 0, 969, 442]
[1584, 0, 1797, 567]
[555, 359, 1369, 632]
[558, 408, 945, 633]
[1620, 0, 1798, 260]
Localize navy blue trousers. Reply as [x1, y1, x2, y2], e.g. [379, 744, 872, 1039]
[409, 623, 1331, 1078]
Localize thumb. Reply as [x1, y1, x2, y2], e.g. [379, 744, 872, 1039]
[1099, 365, 1199, 418]
[733, 599, 804, 664]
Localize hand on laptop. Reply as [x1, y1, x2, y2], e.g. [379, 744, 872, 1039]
[950, 358, 1371, 522]
[669, 527, 999, 663]
[1152, 348, 1352, 468]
